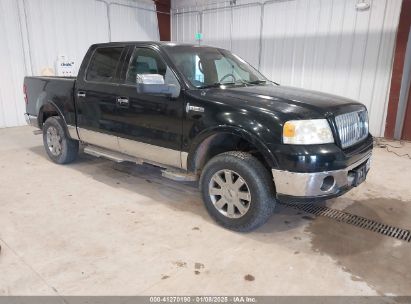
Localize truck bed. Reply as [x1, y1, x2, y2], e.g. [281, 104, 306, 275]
[27, 76, 76, 81]
[24, 76, 77, 128]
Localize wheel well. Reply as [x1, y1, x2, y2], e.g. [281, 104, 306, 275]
[39, 106, 59, 128]
[190, 133, 271, 174]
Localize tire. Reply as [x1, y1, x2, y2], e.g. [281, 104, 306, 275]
[42, 116, 79, 164]
[199, 151, 276, 232]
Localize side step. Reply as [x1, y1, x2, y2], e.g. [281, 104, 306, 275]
[84, 146, 140, 163]
[83, 145, 198, 182]
[161, 170, 197, 182]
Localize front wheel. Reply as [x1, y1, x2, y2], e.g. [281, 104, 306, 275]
[199, 151, 276, 232]
[43, 116, 79, 164]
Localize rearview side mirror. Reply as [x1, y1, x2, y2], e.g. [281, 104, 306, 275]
[136, 74, 180, 98]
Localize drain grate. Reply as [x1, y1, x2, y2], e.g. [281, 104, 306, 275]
[280, 202, 411, 242]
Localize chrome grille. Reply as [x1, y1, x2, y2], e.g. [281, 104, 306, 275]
[335, 109, 369, 148]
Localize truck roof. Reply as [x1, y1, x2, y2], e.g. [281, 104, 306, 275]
[90, 41, 199, 48]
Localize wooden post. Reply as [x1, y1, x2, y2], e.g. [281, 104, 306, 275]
[154, 0, 171, 41]
[384, 0, 411, 138]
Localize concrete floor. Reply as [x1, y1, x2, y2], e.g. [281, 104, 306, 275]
[0, 126, 410, 296]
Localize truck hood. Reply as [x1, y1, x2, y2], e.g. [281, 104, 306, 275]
[195, 84, 365, 119]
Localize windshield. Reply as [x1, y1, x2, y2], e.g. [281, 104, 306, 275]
[164, 45, 268, 88]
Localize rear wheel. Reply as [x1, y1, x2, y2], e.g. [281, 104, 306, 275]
[200, 151, 276, 232]
[43, 116, 78, 164]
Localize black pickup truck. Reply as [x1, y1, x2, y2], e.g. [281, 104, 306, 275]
[24, 42, 373, 231]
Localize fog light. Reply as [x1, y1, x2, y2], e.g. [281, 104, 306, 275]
[320, 176, 335, 192]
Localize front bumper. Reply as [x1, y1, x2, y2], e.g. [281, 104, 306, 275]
[272, 152, 371, 203]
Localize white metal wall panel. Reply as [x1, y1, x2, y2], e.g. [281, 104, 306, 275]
[23, 0, 109, 76]
[172, 0, 231, 9]
[231, 3, 261, 68]
[172, 9, 200, 43]
[0, 0, 27, 127]
[171, 0, 403, 136]
[202, 5, 231, 50]
[172, 1, 261, 67]
[0, 0, 160, 127]
[23, 0, 160, 75]
[110, 1, 159, 42]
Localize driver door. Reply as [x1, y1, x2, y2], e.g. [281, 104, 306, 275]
[115, 46, 184, 168]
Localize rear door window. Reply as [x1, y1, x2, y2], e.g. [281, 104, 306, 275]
[86, 47, 124, 82]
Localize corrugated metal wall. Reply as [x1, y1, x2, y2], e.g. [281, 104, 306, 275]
[0, 0, 159, 128]
[0, 0, 27, 126]
[172, 0, 403, 136]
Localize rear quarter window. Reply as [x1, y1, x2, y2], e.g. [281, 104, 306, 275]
[86, 47, 123, 82]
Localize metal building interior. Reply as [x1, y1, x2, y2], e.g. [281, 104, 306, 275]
[0, 0, 411, 299]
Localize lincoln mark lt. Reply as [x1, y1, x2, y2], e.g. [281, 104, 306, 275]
[24, 42, 373, 231]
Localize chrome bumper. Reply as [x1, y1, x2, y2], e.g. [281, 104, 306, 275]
[24, 113, 38, 128]
[272, 154, 371, 198]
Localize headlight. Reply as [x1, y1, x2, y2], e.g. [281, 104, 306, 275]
[283, 119, 334, 145]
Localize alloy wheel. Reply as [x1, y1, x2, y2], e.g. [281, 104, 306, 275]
[208, 169, 251, 219]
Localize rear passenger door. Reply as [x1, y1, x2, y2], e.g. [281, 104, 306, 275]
[75, 46, 126, 151]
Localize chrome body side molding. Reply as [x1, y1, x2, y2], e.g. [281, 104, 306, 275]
[77, 127, 187, 170]
[77, 128, 119, 152]
[181, 152, 188, 170]
[118, 137, 181, 169]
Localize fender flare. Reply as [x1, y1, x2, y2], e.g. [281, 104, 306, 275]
[38, 101, 75, 139]
[187, 125, 278, 172]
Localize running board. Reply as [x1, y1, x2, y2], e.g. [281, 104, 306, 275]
[83, 146, 140, 163]
[83, 145, 198, 182]
[161, 170, 197, 182]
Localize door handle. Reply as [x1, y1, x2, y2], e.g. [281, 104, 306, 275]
[77, 91, 86, 98]
[116, 97, 129, 105]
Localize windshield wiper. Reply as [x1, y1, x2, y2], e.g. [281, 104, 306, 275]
[246, 80, 267, 85]
[196, 82, 236, 89]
